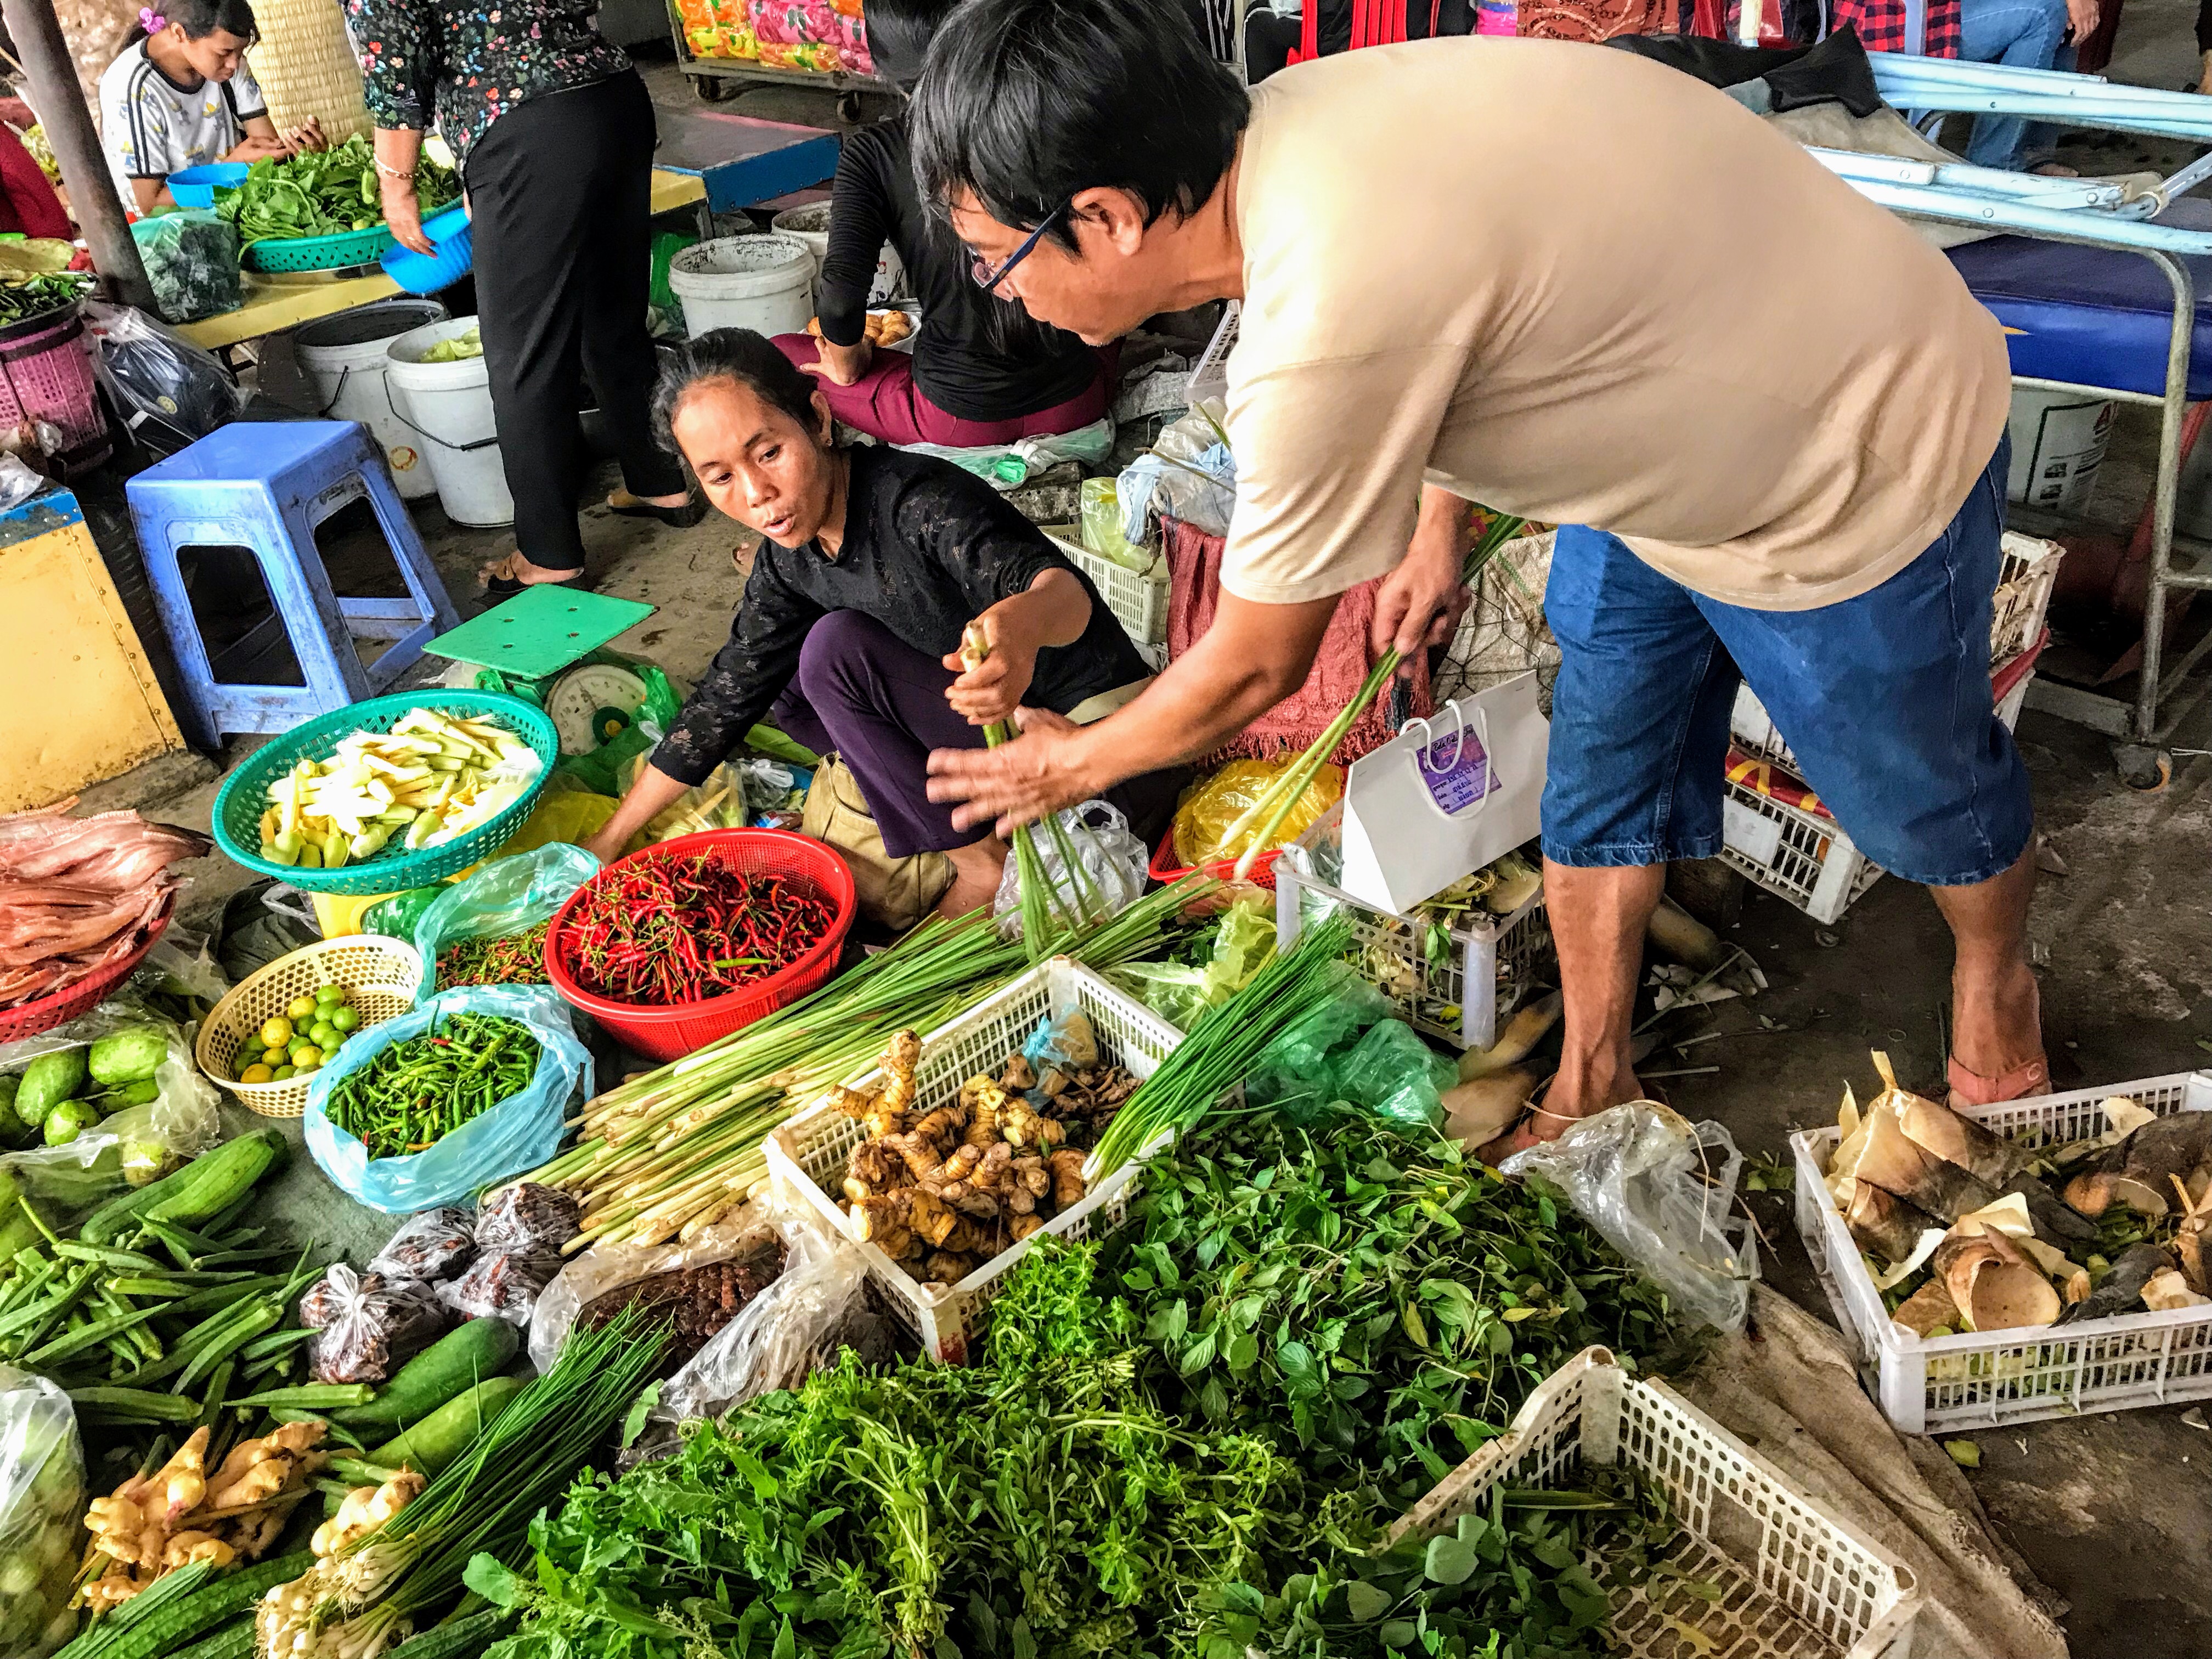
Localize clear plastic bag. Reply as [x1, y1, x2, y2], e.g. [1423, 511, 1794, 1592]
[474, 1182, 580, 1254]
[1333, 1017, 1458, 1131]
[129, 208, 241, 324]
[364, 1207, 477, 1283]
[654, 1194, 872, 1426]
[527, 1199, 772, 1374]
[302, 986, 592, 1214]
[991, 800, 1149, 939]
[1111, 896, 1276, 1029]
[436, 1251, 562, 1327]
[301, 1265, 451, 1384]
[0, 1365, 81, 1659]
[0, 996, 221, 1206]
[1500, 1101, 1757, 1334]
[1079, 476, 1155, 573]
[84, 300, 242, 449]
[1172, 758, 1343, 869]
[410, 843, 599, 999]
[617, 752, 751, 844]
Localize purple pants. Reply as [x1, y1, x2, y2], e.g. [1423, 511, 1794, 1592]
[769, 610, 1180, 860]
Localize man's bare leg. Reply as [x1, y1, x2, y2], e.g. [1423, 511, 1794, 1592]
[1487, 860, 1664, 1158]
[1929, 843, 2043, 1096]
[934, 833, 1009, 919]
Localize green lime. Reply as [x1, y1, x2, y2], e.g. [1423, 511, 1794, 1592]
[309, 1023, 338, 1051]
[287, 1038, 312, 1062]
[271, 1065, 295, 1081]
[315, 984, 348, 1006]
[329, 1006, 360, 1033]
[286, 995, 317, 1022]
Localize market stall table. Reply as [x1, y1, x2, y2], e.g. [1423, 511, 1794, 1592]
[176, 170, 713, 353]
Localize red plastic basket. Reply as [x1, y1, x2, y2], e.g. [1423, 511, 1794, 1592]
[1148, 826, 1285, 891]
[545, 829, 857, 1063]
[0, 894, 173, 1043]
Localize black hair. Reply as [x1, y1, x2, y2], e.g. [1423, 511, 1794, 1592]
[651, 328, 826, 454]
[126, 0, 259, 47]
[908, 0, 1248, 249]
[860, 0, 958, 93]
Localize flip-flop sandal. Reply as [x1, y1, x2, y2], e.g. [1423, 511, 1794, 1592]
[1479, 1076, 1672, 1166]
[484, 571, 590, 598]
[607, 493, 708, 528]
[1946, 1053, 2050, 1109]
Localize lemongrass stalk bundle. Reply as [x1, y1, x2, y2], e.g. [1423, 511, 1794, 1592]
[1215, 513, 1528, 879]
[1087, 913, 1353, 1178]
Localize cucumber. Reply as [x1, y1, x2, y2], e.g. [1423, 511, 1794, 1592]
[16, 1047, 86, 1124]
[83, 1132, 285, 1245]
[170, 1616, 256, 1659]
[365, 1374, 526, 1476]
[388, 1606, 514, 1658]
[335, 1317, 518, 1430]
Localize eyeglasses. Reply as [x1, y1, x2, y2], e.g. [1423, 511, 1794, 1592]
[968, 201, 1070, 296]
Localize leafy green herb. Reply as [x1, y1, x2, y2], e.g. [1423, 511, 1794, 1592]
[214, 134, 458, 245]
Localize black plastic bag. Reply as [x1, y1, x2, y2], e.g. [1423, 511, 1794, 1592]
[84, 300, 240, 454]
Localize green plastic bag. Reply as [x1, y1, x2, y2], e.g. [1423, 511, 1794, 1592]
[1244, 973, 1389, 1123]
[1333, 1018, 1457, 1131]
[410, 842, 600, 1000]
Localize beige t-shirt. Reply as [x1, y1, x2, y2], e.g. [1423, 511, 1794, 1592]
[1222, 38, 2012, 613]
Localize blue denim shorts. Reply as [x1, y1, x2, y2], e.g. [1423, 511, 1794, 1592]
[1539, 439, 2033, 888]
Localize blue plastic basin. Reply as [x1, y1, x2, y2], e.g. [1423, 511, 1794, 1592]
[168, 163, 249, 209]
[380, 201, 473, 295]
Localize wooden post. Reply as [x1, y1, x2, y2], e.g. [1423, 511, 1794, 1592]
[1, 0, 154, 309]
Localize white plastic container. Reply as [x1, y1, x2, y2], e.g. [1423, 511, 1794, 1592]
[294, 298, 449, 499]
[1791, 1070, 2212, 1435]
[1274, 800, 1553, 1051]
[2005, 386, 2113, 514]
[669, 235, 816, 339]
[769, 202, 906, 306]
[764, 959, 1182, 1363]
[383, 317, 512, 528]
[1400, 1349, 1922, 1659]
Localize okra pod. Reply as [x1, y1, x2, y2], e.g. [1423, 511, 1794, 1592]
[24, 1300, 167, 1368]
[173, 1300, 283, 1395]
[66, 1386, 200, 1423]
[54, 1239, 167, 1272]
[228, 1382, 375, 1411]
[194, 1358, 235, 1431]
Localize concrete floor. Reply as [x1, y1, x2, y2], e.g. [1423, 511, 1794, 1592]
[76, 19, 2212, 1657]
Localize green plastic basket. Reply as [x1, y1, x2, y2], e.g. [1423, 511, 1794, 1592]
[242, 223, 397, 273]
[211, 691, 561, 895]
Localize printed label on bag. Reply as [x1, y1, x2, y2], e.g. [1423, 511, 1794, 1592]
[1419, 730, 1492, 815]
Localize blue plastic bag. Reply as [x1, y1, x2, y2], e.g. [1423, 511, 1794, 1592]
[302, 984, 591, 1214]
[410, 843, 599, 1001]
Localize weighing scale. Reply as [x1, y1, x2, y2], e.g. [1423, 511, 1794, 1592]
[423, 587, 661, 758]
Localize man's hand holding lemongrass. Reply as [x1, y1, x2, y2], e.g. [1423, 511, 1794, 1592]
[927, 708, 1092, 838]
[1375, 486, 1478, 667]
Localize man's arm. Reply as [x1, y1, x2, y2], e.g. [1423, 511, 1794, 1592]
[1377, 484, 1476, 662]
[926, 588, 1338, 835]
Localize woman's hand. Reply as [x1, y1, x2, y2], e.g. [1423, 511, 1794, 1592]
[222, 136, 291, 163]
[284, 116, 328, 155]
[802, 336, 872, 387]
[927, 708, 1094, 836]
[379, 168, 434, 256]
[578, 824, 629, 866]
[943, 609, 1038, 727]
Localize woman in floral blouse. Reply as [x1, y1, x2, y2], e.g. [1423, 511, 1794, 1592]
[346, 0, 700, 594]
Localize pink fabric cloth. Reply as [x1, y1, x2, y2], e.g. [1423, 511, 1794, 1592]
[1161, 516, 1431, 765]
[771, 333, 1109, 447]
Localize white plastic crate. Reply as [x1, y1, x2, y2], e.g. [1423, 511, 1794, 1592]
[1274, 800, 1552, 1050]
[763, 959, 1181, 1363]
[1395, 1349, 1921, 1659]
[1044, 529, 1170, 665]
[1790, 1070, 2212, 1435]
[1722, 667, 2037, 926]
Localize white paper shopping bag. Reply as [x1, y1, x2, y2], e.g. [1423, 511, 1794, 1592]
[1338, 672, 1548, 915]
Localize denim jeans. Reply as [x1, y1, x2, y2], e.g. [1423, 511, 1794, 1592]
[1959, 0, 2071, 170]
[1540, 439, 2033, 888]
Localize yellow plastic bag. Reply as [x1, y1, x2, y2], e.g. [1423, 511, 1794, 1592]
[1172, 758, 1343, 868]
[618, 754, 751, 844]
[489, 786, 620, 859]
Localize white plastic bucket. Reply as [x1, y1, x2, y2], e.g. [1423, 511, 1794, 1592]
[384, 317, 513, 528]
[668, 234, 816, 338]
[296, 298, 448, 499]
[769, 203, 906, 307]
[2005, 386, 2113, 514]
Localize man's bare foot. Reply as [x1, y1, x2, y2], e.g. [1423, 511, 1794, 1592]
[1482, 1058, 1646, 1163]
[480, 550, 583, 588]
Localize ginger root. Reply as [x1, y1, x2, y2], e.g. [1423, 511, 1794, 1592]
[1047, 1148, 1087, 1208]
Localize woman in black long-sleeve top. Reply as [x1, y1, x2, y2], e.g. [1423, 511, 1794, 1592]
[768, 0, 1110, 447]
[347, 0, 700, 594]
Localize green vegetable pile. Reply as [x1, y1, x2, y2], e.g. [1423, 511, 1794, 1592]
[2, 1024, 170, 1153]
[325, 1012, 540, 1160]
[1110, 1101, 1682, 1504]
[213, 135, 459, 246]
[0, 269, 92, 329]
[474, 1172, 1684, 1659]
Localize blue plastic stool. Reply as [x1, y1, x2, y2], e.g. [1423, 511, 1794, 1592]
[126, 421, 462, 748]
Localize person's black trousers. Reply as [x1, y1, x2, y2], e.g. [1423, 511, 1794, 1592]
[466, 70, 686, 573]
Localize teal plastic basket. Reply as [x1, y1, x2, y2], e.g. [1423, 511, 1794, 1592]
[211, 691, 561, 895]
[242, 223, 397, 273]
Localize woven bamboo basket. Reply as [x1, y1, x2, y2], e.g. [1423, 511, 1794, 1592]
[246, 0, 371, 144]
[197, 935, 422, 1118]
